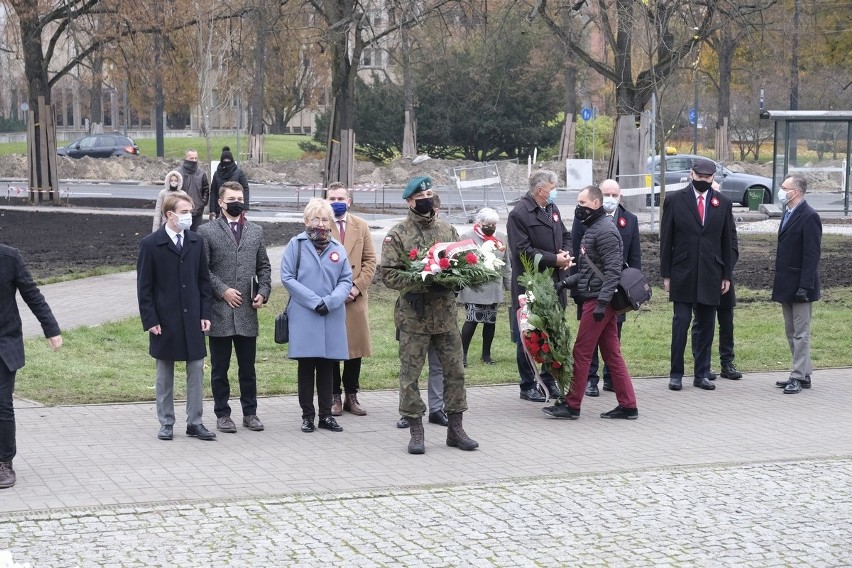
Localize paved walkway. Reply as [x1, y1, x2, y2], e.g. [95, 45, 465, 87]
[5, 208, 852, 566]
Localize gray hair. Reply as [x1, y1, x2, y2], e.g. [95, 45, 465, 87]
[476, 207, 499, 224]
[785, 174, 808, 194]
[529, 169, 558, 192]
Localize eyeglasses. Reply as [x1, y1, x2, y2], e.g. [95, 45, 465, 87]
[307, 217, 331, 226]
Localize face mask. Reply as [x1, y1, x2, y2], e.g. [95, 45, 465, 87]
[575, 204, 594, 222]
[480, 225, 496, 236]
[546, 188, 557, 205]
[330, 201, 348, 217]
[412, 198, 434, 215]
[602, 196, 619, 213]
[169, 182, 179, 189]
[183, 160, 197, 172]
[224, 201, 245, 217]
[778, 188, 792, 204]
[173, 212, 192, 231]
[693, 179, 712, 193]
[307, 226, 331, 244]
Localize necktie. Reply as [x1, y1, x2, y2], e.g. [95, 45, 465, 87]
[175, 233, 182, 252]
[697, 194, 705, 225]
[337, 220, 346, 243]
[781, 210, 791, 229]
[230, 222, 240, 244]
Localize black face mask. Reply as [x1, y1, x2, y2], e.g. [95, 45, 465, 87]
[224, 201, 245, 217]
[183, 160, 198, 172]
[412, 198, 434, 215]
[693, 179, 713, 193]
[481, 226, 496, 236]
[575, 204, 605, 225]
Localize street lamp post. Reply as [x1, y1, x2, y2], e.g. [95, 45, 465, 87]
[592, 106, 599, 164]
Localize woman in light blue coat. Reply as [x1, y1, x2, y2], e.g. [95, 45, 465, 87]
[281, 198, 352, 433]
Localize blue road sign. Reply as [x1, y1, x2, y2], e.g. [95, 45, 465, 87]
[581, 107, 592, 122]
[688, 108, 697, 125]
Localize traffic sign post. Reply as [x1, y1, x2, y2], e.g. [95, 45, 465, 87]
[581, 107, 592, 122]
[688, 108, 697, 125]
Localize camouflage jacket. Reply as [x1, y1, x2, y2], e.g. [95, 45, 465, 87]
[381, 209, 460, 334]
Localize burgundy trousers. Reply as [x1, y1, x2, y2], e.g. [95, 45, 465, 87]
[565, 299, 637, 410]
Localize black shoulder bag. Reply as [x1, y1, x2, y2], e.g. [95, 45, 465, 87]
[583, 252, 651, 314]
[274, 241, 301, 344]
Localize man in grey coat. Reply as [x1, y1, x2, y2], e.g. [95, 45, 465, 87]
[178, 149, 210, 231]
[198, 182, 272, 432]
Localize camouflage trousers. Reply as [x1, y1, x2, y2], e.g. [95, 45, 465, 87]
[398, 329, 468, 418]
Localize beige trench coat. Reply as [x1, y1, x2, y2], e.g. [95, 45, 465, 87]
[331, 213, 376, 359]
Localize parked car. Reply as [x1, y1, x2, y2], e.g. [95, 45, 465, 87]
[648, 154, 774, 207]
[57, 134, 139, 158]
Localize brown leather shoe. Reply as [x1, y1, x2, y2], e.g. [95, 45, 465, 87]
[0, 461, 16, 489]
[217, 416, 237, 433]
[331, 394, 343, 416]
[343, 393, 367, 416]
[242, 415, 264, 431]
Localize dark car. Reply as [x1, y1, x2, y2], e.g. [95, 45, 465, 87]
[57, 134, 140, 158]
[648, 154, 774, 207]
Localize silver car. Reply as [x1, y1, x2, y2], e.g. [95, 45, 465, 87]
[649, 154, 774, 207]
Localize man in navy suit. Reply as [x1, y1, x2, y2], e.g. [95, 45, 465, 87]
[0, 246, 62, 489]
[772, 174, 821, 394]
[660, 158, 734, 391]
[571, 179, 641, 397]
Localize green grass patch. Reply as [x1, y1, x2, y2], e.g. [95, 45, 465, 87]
[37, 264, 136, 286]
[18, 285, 852, 406]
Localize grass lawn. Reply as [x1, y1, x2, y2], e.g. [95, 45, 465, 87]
[0, 134, 313, 161]
[18, 284, 852, 406]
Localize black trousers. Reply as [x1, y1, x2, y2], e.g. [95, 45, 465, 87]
[716, 306, 735, 365]
[297, 358, 334, 420]
[332, 358, 362, 395]
[0, 363, 16, 462]
[209, 335, 258, 418]
[671, 301, 717, 379]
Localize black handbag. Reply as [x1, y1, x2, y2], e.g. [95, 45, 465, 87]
[584, 254, 651, 314]
[274, 242, 301, 344]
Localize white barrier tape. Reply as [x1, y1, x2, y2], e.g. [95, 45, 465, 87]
[295, 184, 382, 192]
[6, 185, 70, 198]
[619, 181, 690, 197]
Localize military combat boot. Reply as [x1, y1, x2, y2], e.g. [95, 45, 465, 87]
[407, 416, 425, 454]
[446, 413, 479, 451]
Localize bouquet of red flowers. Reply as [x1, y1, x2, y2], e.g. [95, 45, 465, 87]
[400, 239, 503, 290]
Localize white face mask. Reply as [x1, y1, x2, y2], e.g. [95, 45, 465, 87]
[777, 188, 791, 205]
[174, 212, 193, 231]
[602, 196, 619, 213]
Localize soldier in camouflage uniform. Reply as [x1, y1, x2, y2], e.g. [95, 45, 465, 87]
[381, 176, 479, 454]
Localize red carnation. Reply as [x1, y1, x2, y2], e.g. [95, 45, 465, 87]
[465, 252, 478, 264]
[541, 343, 550, 353]
[551, 361, 562, 369]
[409, 249, 419, 260]
[438, 257, 450, 270]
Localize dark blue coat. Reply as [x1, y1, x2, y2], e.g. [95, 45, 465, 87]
[660, 187, 734, 305]
[137, 228, 212, 361]
[771, 200, 821, 303]
[0, 245, 60, 372]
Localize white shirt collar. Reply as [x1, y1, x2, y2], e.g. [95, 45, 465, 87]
[164, 224, 183, 243]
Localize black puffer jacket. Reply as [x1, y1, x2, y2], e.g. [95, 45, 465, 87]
[574, 214, 623, 303]
[209, 162, 249, 216]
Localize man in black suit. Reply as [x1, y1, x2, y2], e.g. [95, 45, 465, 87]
[772, 174, 821, 394]
[137, 191, 215, 441]
[0, 245, 62, 489]
[571, 179, 641, 397]
[660, 158, 734, 391]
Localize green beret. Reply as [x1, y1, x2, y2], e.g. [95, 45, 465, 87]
[402, 176, 432, 199]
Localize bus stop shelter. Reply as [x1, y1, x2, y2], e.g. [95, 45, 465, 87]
[760, 110, 851, 215]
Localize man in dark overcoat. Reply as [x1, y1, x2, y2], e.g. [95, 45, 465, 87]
[771, 174, 822, 394]
[507, 169, 573, 403]
[198, 182, 271, 433]
[0, 245, 62, 489]
[660, 158, 734, 392]
[137, 190, 215, 441]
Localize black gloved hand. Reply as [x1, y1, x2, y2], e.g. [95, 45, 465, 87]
[556, 274, 579, 294]
[315, 301, 329, 316]
[592, 300, 608, 322]
[793, 288, 809, 303]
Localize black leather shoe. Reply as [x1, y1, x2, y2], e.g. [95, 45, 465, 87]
[693, 377, 716, 390]
[542, 401, 580, 419]
[776, 376, 811, 388]
[720, 363, 742, 380]
[428, 410, 449, 426]
[186, 424, 217, 440]
[520, 388, 547, 402]
[600, 406, 638, 420]
[318, 416, 343, 432]
[585, 382, 600, 397]
[668, 377, 682, 391]
[783, 379, 803, 394]
[602, 379, 615, 392]
[301, 419, 315, 433]
[481, 356, 496, 365]
[547, 385, 562, 400]
[396, 417, 409, 429]
[157, 425, 173, 440]
[707, 370, 717, 381]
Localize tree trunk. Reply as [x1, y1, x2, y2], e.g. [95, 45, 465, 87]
[90, 51, 104, 131]
[789, 0, 800, 162]
[715, 28, 735, 162]
[401, 24, 416, 158]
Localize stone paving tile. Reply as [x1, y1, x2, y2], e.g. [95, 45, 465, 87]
[2, 458, 850, 567]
